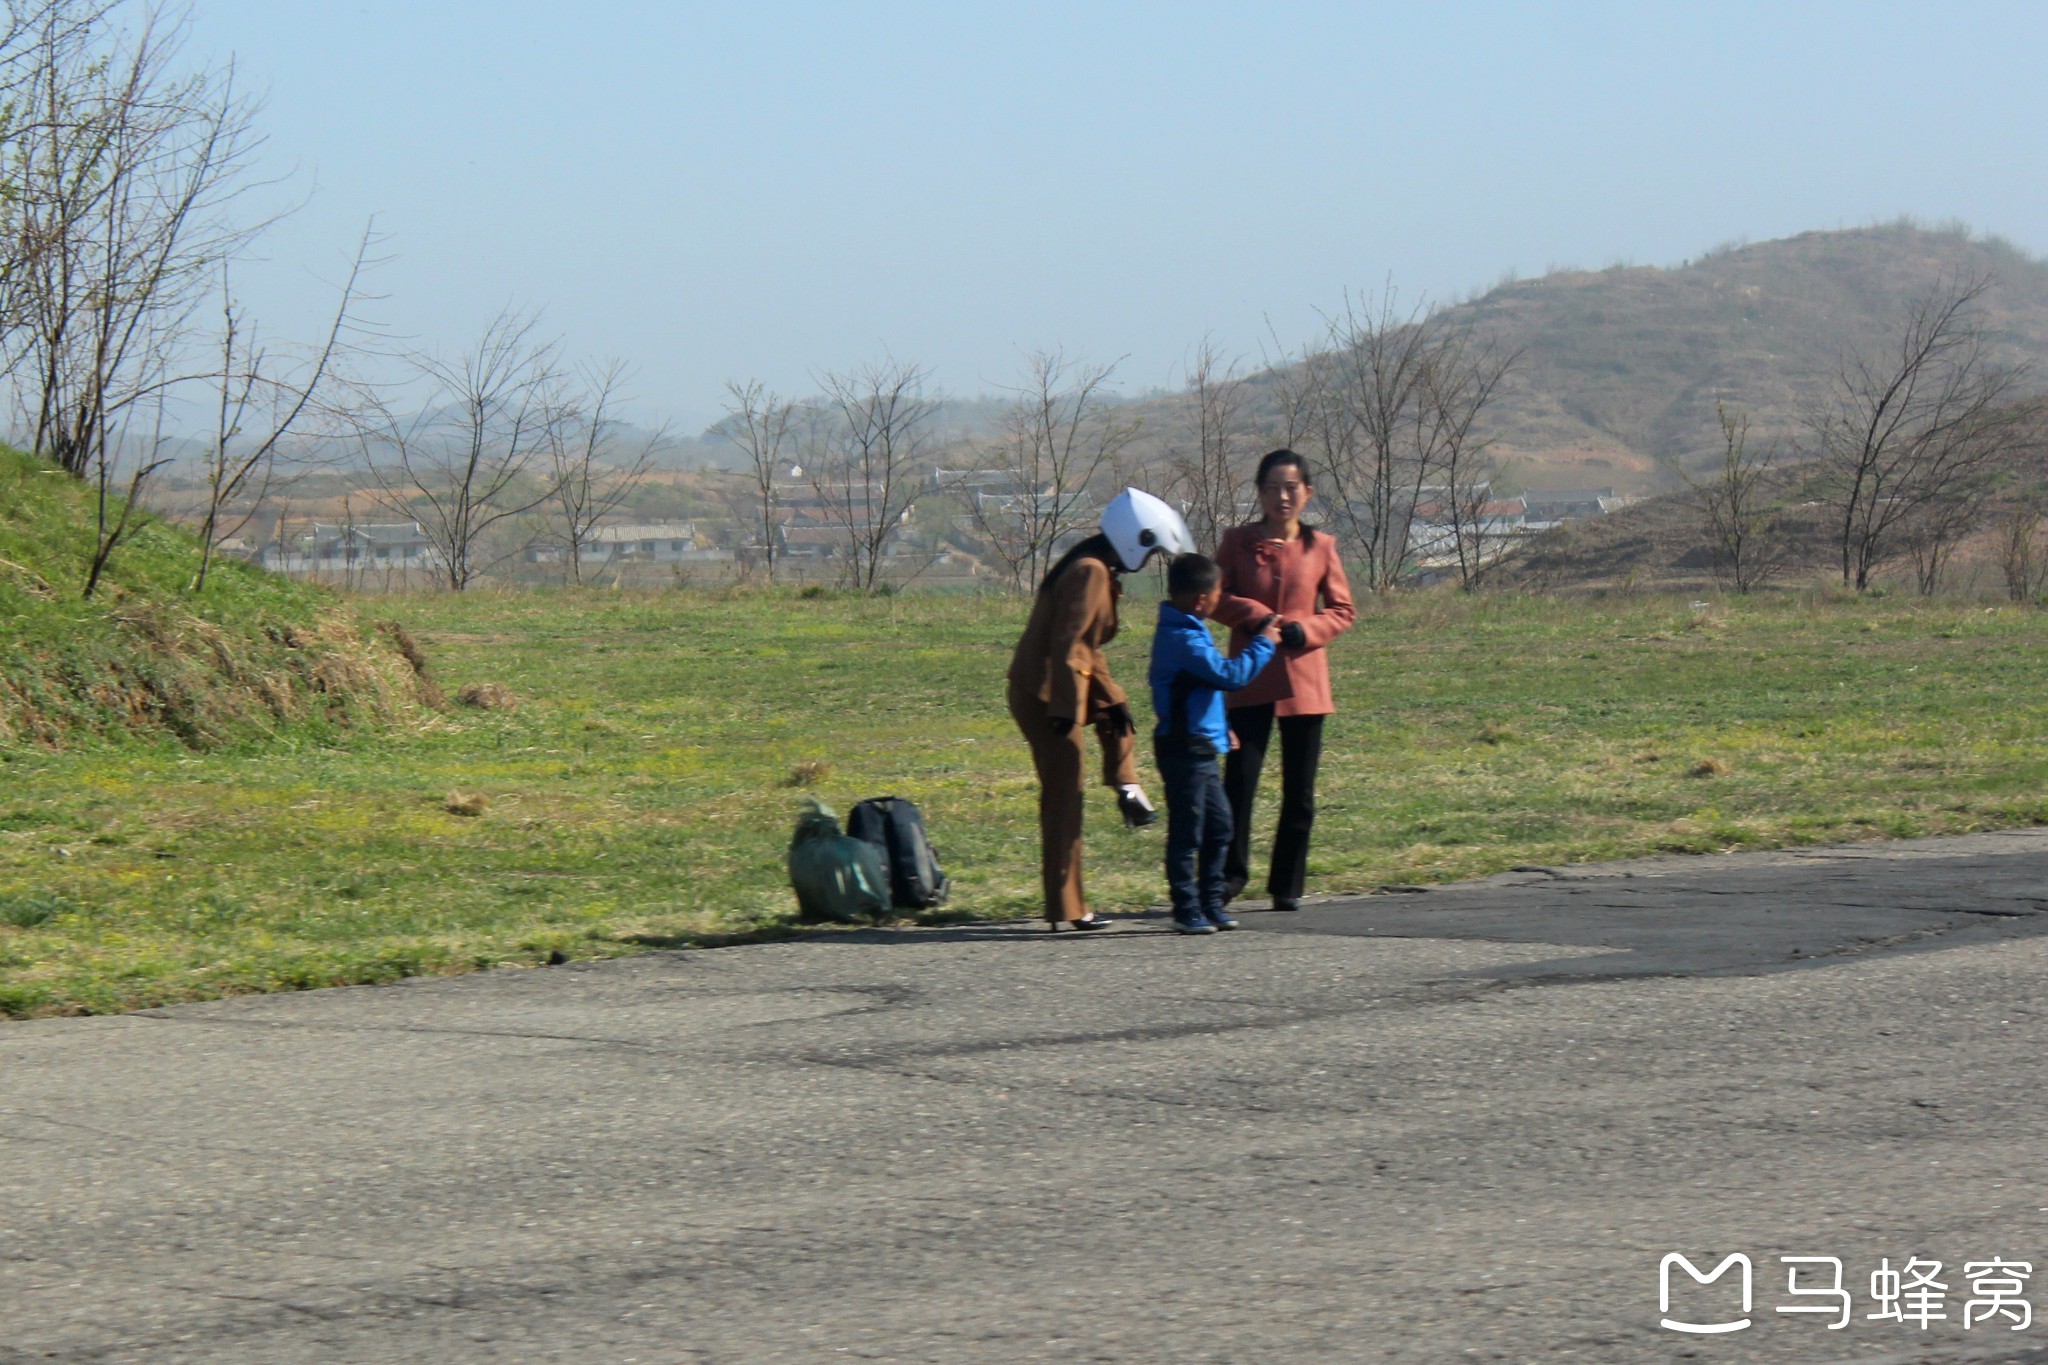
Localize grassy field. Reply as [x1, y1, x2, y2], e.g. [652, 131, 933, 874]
[4, 583, 2048, 1017]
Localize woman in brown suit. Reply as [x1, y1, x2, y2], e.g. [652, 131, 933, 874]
[1211, 450, 1356, 911]
[1007, 490, 1191, 931]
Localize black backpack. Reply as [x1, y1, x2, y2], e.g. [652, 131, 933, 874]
[846, 796, 951, 910]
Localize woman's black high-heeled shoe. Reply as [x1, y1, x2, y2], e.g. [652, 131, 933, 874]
[1116, 785, 1157, 829]
[1050, 914, 1111, 933]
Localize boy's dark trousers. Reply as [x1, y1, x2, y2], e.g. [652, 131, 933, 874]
[1153, 737, 1233, 917]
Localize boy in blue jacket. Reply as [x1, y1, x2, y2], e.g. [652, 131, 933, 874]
[1148, 554, 1279, 935]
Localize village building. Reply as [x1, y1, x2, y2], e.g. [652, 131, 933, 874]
[1520, 488, 1621, 531]
[259, 521, 441, 575]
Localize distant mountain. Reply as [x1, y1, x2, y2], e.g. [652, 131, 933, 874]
[1430, 222, 2048, 490]
[1084, 223, 2048, 497]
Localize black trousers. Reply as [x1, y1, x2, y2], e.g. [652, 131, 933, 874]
[1222, 705, 1325, 902]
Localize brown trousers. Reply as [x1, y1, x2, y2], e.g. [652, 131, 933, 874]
[1008, 686, 1139, 923]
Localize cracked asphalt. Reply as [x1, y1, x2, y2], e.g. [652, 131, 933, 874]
[10, 830, 2048, 1362]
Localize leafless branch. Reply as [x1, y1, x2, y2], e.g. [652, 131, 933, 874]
[1682, 404, 1791, 593]
[808, 359, 936, 591]
[188, 219, 379, 591]
[355, 308, 565, 591]
[548, 358, 663, 584]
[966, 349, 1136, 591]
[1808, 272, 2040, 591]
[1161, 339, 1251, 552]
[720, 377, 797, 584]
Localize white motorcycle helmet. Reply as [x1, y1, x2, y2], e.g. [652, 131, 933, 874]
[1100, 487, 1196, 572]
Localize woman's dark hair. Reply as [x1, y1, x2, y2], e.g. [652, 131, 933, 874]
[1255, 448, 1313, 490]
[1253, 448, 1317, 542]
[1035, 532, 1117, 596]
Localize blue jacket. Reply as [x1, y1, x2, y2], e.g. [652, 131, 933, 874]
[1147, 602, 1276, 755]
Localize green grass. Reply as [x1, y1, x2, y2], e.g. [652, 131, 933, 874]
[5, 583, 2048, 1017]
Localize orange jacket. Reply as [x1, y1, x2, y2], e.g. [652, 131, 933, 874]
[1211, 523, 1356, 716]
[1006, 553, 1128, 722]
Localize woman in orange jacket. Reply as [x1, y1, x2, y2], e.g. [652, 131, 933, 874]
[1210, 450, 1356, 911]
[1007, 490, 1191, 931]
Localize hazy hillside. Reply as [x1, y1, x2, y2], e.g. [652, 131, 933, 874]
[586, 224, 2048, 492]
[1495, 399, 2048, 593]
[1435, 222, 2048, 490]
[1081, 223, 2048, 497]
[1494, 470, 1835, 591]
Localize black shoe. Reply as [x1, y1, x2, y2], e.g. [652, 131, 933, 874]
[1117, 787, 1157, 829]
[1270, 897, 1300, 912]
[1221, 876, 1248, 906]
[1050, 914, 1111, 933]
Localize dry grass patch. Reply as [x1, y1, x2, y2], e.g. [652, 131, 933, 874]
[783, 759, 833, 787]
[456, 682, 519, 711]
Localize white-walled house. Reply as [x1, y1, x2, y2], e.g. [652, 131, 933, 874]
[1407, 496, 1529, 569]
[530, 522, 702, 565]
[261, 522, 441, 575]
[588, 522, 700, 562]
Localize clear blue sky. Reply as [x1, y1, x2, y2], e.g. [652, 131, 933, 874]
[187, 0, 2048, 430]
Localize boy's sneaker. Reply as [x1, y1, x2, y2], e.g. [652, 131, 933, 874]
[1171, 913, 1216, 935]
[1204, 908, 1239, 931]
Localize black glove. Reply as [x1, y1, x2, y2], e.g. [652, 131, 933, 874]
[1280, 621, 1308, 649]
[1049, 716, 1075, 738]
[1101, 702, 1137, 737]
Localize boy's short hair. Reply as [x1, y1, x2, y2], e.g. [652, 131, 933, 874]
[1168, 553, 1220, 599]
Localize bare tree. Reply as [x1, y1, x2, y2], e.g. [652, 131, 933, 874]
[357, 310, 564, 591]
[0, 2, 276, 597]
[1419, 329, 1518, 590]
[0, 0, 97, 303]
[10, 4, 264, 479]
[968, 349, 1137, 591]
[720, 377, 797, 583]
[1900, 485, 1994, 596]
[189, 225, 375, 592]
[1683, 404, 1790, 594]
[82, 400, 169, 597]
[1162, 340, 1251, 552]
[1808, 274, 2039, 591]
[809, 359, 936, 591]
[1273, 291, 1438, 592]
[1999, 499, 2048, 602]
[335, 489, 360, 590]
[547, 359, 663, 584]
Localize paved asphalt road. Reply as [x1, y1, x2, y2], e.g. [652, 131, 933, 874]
[11, 832, 2048, 1363]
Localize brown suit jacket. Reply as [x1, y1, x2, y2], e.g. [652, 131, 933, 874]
[1006, 553, 1127, 722]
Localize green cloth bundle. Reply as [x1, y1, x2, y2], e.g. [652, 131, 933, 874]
[786, 799, 888, 923]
